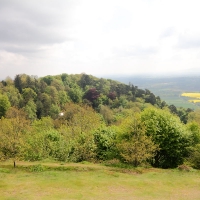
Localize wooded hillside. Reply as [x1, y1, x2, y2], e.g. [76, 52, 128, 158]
[0, 73, 200, 169]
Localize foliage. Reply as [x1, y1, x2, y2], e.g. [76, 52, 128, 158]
[141, 108, 190, 168]
[49, 104, 61, 119]
[187, 144, 200, 169]
[68, 87, 83, 103]
[56, 103, 103, 134]
[6, 107, 24, 117]
[69, 132, 97, 162]
[24, 100, 37, 121]
[117, 114, 158, 167]
[29, 164, 45, 172]
[99, 105, 114, 124]
[186, 122, 200, 145]
[1, 73, 171, 120]
[0, 73, 198, 168]
[188, 109, 200, 125]
[84, 88, 100, 102]
[0, 94, 11, 118]
[186, 122, 200, 169]
[22, 88, 37, 105]
[25, 119, 71, 162]
[0, 109, 30, 167]
[93, 126, 117, 160]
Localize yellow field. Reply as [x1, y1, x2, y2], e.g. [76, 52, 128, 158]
[181, 93, 200, 98]
[189, 100, 200, 103]
[181, 93, 200, 104]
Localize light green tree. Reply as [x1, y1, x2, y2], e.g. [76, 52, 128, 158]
[49, 104, 61, 119]
[186, 122, 200, 169]
[0, 113, 30, 167]
[24, 100, 37, 121]
[117, 114, 158, 167]
[0, 94, 11, 118]
[68, 87, 83, 103]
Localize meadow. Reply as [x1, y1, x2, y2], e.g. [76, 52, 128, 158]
[0, 161, 200, 200]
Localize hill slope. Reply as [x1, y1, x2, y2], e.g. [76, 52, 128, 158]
[109, 75, 200, 109]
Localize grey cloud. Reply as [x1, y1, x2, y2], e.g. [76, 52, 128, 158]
[0, 19, 67, 44]
[1, 44, 43, 54]
[0, 0, 74, 54]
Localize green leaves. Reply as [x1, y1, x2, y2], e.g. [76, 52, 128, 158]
[0, 114, 30, 166]
[141, 108, 190, 168]
[0, 94, 11, 118]
[117, 114, 158, 167]
[94, 126, 117, 160]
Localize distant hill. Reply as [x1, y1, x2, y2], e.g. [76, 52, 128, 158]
[0, 73, 165, 120]
[107, 75, 200, 109]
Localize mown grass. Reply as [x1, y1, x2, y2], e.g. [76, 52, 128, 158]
[0, 161, 200, 200]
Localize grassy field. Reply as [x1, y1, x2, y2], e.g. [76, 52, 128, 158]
[0, 161, 200, 200]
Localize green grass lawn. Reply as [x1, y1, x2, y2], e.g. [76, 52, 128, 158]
[0, 161, 200, 200]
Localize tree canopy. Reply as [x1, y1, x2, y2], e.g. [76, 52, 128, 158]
[0, 73, 199, 169]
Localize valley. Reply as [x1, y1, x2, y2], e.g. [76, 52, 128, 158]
[111, 75, 200, 109]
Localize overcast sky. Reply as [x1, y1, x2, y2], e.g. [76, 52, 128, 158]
[1, 0, 200, 79]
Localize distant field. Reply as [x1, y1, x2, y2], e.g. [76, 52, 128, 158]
[182, 93, 200, 98]
[181, 93, 200, 104]
[0, 161, 200, 200]
[189, 100, 200, 103]
[115, 76, 200, 109]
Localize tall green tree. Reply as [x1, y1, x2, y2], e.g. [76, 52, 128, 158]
[68, 87, 83, 103]
[5, 86, 22, 107]
[117, 114, 158, 167]
[49, 104, 61, 119]
[0, 110, 30, 167]
[58, 91, 70, 108]
[94, 126, 117, 160]
[22, 88, 37, 105]
[24, 100, 37, 121]
[141, 108, 190, 168]
[0, 94, 11, 118]
[186, 122, 200, 169]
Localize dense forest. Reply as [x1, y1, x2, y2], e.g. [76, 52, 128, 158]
[0, 73, 200, 169]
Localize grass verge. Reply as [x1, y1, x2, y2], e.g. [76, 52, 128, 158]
[0, 161, 200, 200]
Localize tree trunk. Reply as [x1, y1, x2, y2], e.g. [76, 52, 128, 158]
[14, 160, 16, 168]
